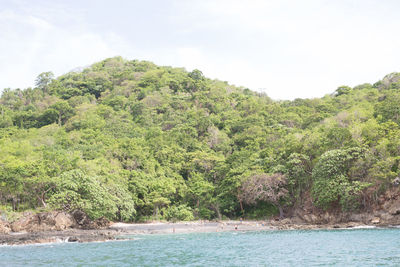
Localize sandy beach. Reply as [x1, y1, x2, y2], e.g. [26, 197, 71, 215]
[0, 220, 271, 245]
[0, 219, 386, 245]
[110, 220, 273, 235]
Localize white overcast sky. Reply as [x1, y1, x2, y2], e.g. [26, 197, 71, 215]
[1, 0, 400, 100]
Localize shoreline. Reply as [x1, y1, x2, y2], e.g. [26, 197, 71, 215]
[1, 220, 397, 246]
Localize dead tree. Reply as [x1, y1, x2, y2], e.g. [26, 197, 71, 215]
[240, 173, 288, 219]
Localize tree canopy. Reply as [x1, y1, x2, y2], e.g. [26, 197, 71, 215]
[1, 56, 400, 221]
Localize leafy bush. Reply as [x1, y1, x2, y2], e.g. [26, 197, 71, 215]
[48, 169, 135, 220]
[312, 148, 370, 211]
[165, 205, 194, 222]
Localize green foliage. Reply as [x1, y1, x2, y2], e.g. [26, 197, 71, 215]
[35, 72, 54, 93]
[311, 148, 370, 211]
[244, 202, 278, 219]
[374, 92, 400, 124]
[165, 205, 194, 221]
[335, 86, 352, 96]
[48, 170, 135, 220]
[285, 153, 311, 203]
[1, 56, 399, 221]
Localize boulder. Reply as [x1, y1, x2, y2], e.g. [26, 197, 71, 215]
[348, 213, 374, 224]
[67, 236, 80, 242]
[388, 202, 400, 215]
[72, 210, 110, 229]
[322, 212, 333, 223]
[348, 213, 363, 222]
[378, 213, 400, 225]
[371, 217, 380, 224]
[72, 210, 91, 228]
[345, 222, 361, 228]
[392, 177, 400, 187]
[279, 218, 292, 225]
[321, 212, 344, 224]
[290, 216, 304, 224]
[89, 217, 111, 229]
[50, 212, 76, 230]
[303, 214, 320, 224]
[0, 219, 11, 234]
[10, 212, 35, 232]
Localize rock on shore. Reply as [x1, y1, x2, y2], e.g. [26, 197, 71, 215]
[3, 196, 400, 246]
[0, 229, 118, 245]
[0, 219, 11, 234]
[0, 211, 116, 245]
[10, 211, 76, 232]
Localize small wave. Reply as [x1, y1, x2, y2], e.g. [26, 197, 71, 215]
[0, 241, 64, 247]
[130, 237, 142, 240]
[351, 225, 376, 229]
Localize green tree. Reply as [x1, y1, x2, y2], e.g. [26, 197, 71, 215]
[48, 170, 135, 220]
[35, 72, 54, 93]
[311, 148, 370, 211]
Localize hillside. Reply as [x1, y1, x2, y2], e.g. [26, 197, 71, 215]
[1, 56, 400, 223]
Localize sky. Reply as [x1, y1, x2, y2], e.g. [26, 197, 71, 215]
[1, 0, 400, 100]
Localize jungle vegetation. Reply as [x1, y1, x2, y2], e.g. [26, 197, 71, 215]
[1, 57, 400, 221]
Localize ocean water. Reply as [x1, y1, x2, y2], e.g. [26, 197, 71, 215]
[1, 228, 400, 266]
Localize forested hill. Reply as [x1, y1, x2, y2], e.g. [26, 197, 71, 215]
[1, 56, 400, 222]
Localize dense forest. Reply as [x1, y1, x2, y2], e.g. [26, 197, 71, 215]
[1, 57, 400, 222]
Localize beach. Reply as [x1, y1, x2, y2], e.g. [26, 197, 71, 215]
[0, 219, 384, 246]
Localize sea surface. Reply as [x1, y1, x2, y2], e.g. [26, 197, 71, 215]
[1, 228, 400, 266]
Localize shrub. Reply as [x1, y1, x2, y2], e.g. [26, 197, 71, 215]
[165, 205, 194, 222]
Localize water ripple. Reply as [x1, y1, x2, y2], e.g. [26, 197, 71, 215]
[1, 229, 400, 266]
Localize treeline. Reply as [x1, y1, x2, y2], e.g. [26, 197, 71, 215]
[1, 56, 400, 221]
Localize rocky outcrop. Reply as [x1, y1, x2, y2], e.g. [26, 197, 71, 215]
[285, 187, 400, 226]
[371, 217, 380, 224]
[11, 211, 76, 232]
[387, 200, 400, 215]
[72, 210, 92, 228]
[0, 219, 11, 234]
[5, 210, 110, 233]
[289, 207, 400, 226]
[0, 229, 118, 245]
[0, 210, 115, 245]
[72, 210, 111, 229]
[90, 217, 111, 229]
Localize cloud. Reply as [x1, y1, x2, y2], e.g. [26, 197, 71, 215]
[1, 1, 400, 100]
[168, 0, 400, 99]
[176, 47, 206, 70]
[0, 8, 127, 90]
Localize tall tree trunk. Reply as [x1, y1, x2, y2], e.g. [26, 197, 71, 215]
[237, 189, 244, 215]
[194, 199, 200, 217]
[12, 197, 16, 211]
[212, 203, 222, 221]
[278, 205, 284, 219]
[239, 199, 244, 215]
[39, 193, 47, 208]
[153, 205, 159, 220]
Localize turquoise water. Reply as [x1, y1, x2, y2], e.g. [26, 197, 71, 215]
[1, 228, 400, 266]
